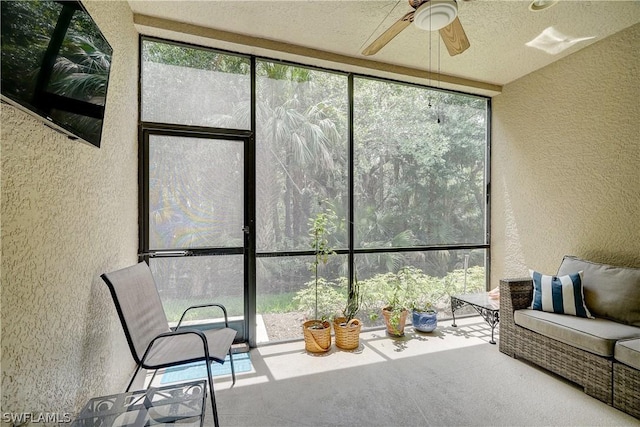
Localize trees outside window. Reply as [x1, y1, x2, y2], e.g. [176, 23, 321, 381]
[255, 61, 348, 253]
[354, 77, 487, 277]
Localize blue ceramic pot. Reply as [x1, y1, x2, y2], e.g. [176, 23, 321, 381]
[412, 310, 437, 332]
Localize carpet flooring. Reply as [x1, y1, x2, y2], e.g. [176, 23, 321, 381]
[156, 317, 640, 426]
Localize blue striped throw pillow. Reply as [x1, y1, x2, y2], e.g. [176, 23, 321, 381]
[529, 270, 592, 318]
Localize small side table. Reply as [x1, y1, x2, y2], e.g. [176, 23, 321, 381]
[72, 380, 206, 426]
[451, 293, 500, 344]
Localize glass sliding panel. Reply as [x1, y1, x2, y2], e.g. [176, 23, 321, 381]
[353, 77, 488, 248]
[255, 61, 349, 252]
[141, 39, 250, 129]
[148, 135, 244, 250]
[354, 248, 487, 325]
[149, 255, 244, 324]
[256, 254, 348, 344]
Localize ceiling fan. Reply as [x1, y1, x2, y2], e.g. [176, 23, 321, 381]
[362, 0, 471, 57]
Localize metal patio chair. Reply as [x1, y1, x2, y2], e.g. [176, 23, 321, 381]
[101, 261, 236, 427]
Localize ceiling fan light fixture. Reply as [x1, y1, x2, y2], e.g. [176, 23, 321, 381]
[414, 0, 458, 32]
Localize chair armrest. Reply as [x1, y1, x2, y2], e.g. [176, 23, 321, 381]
[154, 328, 208, 342]
[499, 278, 533, 328]
[176, 303, 230, 329]
[140, 328, 211, 367]
[500, 278, 533, 311]
[498, 278, 532, 356]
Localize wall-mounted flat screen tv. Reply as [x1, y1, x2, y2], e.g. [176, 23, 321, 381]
[1, 0, 112, 148]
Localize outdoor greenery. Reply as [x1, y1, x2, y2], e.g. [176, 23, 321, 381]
[308, 203, 338, 323]
[165, 264, 484, 324]
[294, 265, 485, 324]
[343, 273, 363, 323]
[164, 291, 301, 323]
[142, 40, 250, 74]
[254, 62, 347, 252]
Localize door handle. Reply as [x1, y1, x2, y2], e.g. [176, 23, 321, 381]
[242, 226, 250, 234]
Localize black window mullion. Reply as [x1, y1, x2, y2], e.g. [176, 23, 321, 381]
[246, 56, 257, 347]
[348, 73, 355, 294]
[138, 127, 150, 264]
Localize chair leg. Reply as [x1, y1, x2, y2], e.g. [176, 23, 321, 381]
[147, 369, 160, 387]
[206, 359, 220, 427]
[228, 349, 236, 386]
[126, 364, 143, 392]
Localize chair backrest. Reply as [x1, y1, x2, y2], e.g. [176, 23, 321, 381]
[101, 262, 171, 364]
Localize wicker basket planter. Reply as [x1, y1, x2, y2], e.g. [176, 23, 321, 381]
[382, 307, 408, 337]
[333, 317, 362, 350]
[303, 320, 331, 353]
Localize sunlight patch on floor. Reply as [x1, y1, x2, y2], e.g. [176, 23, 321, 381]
[147, 316, 496, 389]
[241, 317, 495, 383]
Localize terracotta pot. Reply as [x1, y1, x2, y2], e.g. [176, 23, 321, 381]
[381, 307, 408, 337]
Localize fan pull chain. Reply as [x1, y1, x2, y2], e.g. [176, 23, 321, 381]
[428, 8, 433, 109]
[437, 34, 442, 124]
[428, 14, 432, 96]
[438, 29, 441, 90]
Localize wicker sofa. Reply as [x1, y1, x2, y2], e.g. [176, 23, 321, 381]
[499, 256, 640, 419]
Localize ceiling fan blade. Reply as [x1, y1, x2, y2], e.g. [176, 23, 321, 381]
[439, 16, 470, 56]
[362, 11, 414, 56]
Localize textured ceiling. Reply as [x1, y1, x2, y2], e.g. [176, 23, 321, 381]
[128, 0, 640, 95]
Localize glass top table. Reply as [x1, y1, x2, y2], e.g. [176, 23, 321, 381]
[451, 293, 500, 344]
[71, 380, 206, 426]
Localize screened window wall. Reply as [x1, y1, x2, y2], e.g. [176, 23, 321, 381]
[139, 37, 489, 345]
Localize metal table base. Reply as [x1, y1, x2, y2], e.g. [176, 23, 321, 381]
[451, 293, 500, 344]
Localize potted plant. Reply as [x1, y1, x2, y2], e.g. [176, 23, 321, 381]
[302, 204, 336, 353]
[334, 274, 363, 350]
[381, 273, 409, 337]
[405, 268, 440, 333]
[411, 300, 438, 333]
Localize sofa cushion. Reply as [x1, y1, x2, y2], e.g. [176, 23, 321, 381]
[529, 270, 591, 318]
[514, 309, 640, 357]
[615, 338, 640, 370]
[558, 255, 640, 327]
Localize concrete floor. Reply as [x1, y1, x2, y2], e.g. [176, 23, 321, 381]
[202, 317, 638, 426]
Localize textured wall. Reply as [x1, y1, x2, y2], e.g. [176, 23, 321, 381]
[1, 1, 138, 417]
[491, 23, 640, 285]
